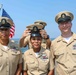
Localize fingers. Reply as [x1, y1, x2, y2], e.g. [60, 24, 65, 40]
[40, 29, 47, 35]
[40, 30, 48, 38]
[22, 29, 31, 38]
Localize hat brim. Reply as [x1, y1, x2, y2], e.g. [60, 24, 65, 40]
[0, 26, 10, 29]
[0, 25, 11, 29]
[26, 24, 43, 30]
[58, 16, 71, 23]
[31, 33, 41, 37]
[34, 21, 47, 26]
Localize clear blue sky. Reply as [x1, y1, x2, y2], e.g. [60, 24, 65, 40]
[0, 0, 76, 39]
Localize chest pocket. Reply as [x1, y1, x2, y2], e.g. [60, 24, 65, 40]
[26, 59, 36, 71]
[10, 50, 20, 64]
[54, 50, 64, 62]
[39, 58, 49, 71]
[72, 50, 76, 62]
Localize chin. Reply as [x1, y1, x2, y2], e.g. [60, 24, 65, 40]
[2, 37, 9, 40]
[33, 46, 40, 48]
[63, 30, 68, 32]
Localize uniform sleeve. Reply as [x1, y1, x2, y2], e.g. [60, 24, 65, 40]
[23, 53, 27, 71]
[23, 36, 30, 47]
[49, 43, 55, 70]
[49, 51, 54, 70]
[19, 35, 30, 47]
[18, 50, 23, 64]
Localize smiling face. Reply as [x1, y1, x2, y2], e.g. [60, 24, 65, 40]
[30, 36, 42, 49]
[58, 21, 72, 35]
[0, 28, 10, 40]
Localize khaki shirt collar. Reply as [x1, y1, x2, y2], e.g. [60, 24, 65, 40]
[57, 32, 76, 42]
[29, 47, 45, 57]
[0, 39, 10, 52]
[0, 39, 18, 52]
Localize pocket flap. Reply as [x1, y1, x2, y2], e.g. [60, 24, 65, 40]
[11, 50, 20, 55]
[72, 50, 76, 55]
[55, 50, 64, 55]
[0, 52, 3, 56]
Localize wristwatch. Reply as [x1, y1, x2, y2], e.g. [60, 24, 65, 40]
[45, 35, 49, 39]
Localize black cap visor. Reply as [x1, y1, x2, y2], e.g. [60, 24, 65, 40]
[58, 16, 71, 24]
[31, 33, 41, 37]
[0, 23, 11, 29]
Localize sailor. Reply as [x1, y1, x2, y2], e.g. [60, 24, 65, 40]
[50, 11, 76, 75]
[20, 21, 51, 49]
[0, 17, 22, 75]
[23, 26, 54, 75]
[34, 20, 51, 49]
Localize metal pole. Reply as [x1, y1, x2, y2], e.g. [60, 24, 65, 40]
[0, 4, 3, 10]
[0, 4, 3, 16]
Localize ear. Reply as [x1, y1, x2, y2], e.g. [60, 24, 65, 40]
[70, 22, 72, 27]
[58, 24, 60, 28]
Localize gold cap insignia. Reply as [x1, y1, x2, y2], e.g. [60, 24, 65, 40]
[1, 19, 7, 25]
[33, 26, 37, 31]
[61, 13, 66, 18]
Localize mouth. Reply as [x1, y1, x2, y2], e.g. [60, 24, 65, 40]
[2, 34, 7, 37]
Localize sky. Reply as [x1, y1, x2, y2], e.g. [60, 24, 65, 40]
[0, 0, 76, 39]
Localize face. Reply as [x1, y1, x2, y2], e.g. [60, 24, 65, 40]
[30, 36, 42, 49]
[0, 28, 10, 40]
[58, 21, 72, 34]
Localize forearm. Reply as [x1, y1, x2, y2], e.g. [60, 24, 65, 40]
[23, 71, 28, 75]
[15, 64, 22, 75]
[46, 38, 51, 49]
[19, 37, 26, 47]
[48, 69, 54, 75]
[15, 70, 21, 75]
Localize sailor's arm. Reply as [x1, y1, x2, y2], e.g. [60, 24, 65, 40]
[45, 35, 51, 49]
[15, 63, 22, 75]
[23, 71, 28, 75]
[48, 69, 54, 75]
[40, 29, 51, 49]
[19, 29, 31, 47]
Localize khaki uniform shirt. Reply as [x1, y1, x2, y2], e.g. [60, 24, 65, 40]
[51, 33, 76, 75]
[23, 47, 54, 75]
[23, 35, 48, 49]
[0, 40, 22, 75]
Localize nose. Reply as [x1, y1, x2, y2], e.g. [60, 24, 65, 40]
[63, 23, 66, 27]
[34, 39, 38, 42]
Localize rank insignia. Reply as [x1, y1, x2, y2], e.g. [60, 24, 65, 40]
[73, 44, 76, 50]
[41, 53, 48, 61]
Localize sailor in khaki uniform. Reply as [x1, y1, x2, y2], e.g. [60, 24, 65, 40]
[23, 26, 54, 75]
[0, 17, 22, 75]
[34, 20, 51, 49]
[51, 11, 76, 75]
[20, 21, 51, 49]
